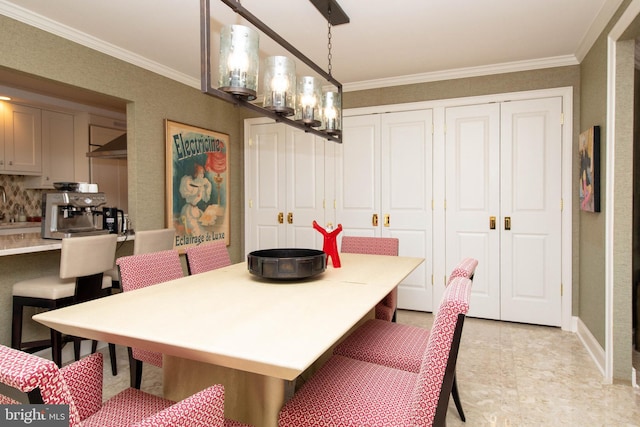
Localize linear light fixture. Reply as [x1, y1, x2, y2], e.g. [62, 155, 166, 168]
[200, 0, 347, 143]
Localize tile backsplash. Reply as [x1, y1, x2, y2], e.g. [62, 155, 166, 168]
[0, 175, 44, 221]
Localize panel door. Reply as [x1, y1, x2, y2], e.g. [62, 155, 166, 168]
[246, 122, 287, 253]
[381, 110, 433, 311]
[445, 103, 501, 319]
[500, 97, 562, 326]
[335, 114, 381, 237]
[285, 128, 326, 249]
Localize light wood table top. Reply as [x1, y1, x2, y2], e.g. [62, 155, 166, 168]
[34, 253, 423, 381]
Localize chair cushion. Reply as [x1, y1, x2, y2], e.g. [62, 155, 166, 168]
[334, 319, 429, 373]
[12, 275, 76, 299]
[278, 355, 417, 427]
[82, 388, 175, 427]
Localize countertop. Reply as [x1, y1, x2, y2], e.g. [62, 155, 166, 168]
[0, 230, 135, 256]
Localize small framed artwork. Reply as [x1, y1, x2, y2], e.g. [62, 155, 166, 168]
[165, 120, 230, 252]
[579, 125, 600, 213]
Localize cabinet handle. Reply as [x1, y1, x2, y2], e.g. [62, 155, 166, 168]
[384, 214, 390, 227]
[505, 216, 511, 230]
[287, 212, 293, 224]
[372, 213, 378, 227]
[278, 212, 284, 224]
[490, 216, 496, 230]
[8, 161, 12, 166]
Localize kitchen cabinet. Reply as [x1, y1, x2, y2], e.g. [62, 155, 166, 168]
[0, 102, 42, 175]
[25, 110, 75, 188]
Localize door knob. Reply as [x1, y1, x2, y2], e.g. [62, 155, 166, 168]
[278, 212, 284, 224]
[384, 214, 390, 227]
[490, 216, 496, 230]
[287, 212, 293, 224]
[372, 213, 378, 227]
[505, 216, 511, 230]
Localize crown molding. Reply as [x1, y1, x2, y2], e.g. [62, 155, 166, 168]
[342, 55, 580, 92]
[0, 0, 200, 89]
[574, 0, 625, 62]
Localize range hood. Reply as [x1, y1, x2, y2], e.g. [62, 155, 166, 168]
[87, 133, 127, 159]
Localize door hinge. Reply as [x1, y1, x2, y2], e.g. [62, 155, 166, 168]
[561, 283, 563, 297]
[560, 199, 563, 211]
[249, 137, 253, 147]
[323, 199, 326, 209]
[248, 199, 253, 208]
[560, 113, 564, 125]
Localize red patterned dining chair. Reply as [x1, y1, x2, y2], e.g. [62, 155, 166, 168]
[0, 344, 250, 427]
[185, 240, 231, 275]
[116, 249, 184, 389]
[278, 276, 472, 427]
[340, 236, 400, 322]
[332, 257, 478, 421]
[11, 234, 118, 370]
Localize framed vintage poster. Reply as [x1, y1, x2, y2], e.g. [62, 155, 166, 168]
[579, 125, 601, 213]
[165, 120, 230, 252]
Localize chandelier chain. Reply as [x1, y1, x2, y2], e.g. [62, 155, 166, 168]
[327, 6, 333, 77]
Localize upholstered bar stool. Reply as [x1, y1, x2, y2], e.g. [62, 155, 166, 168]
[105, 228, 175, 286]
[11, 234, 118, 368]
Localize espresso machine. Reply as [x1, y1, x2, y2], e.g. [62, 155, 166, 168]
[41, 192, 110, 239]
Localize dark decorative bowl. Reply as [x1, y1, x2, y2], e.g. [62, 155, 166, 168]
[247, 248, 326, 280]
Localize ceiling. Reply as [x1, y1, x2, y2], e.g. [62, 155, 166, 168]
[0, 0, 623, 93]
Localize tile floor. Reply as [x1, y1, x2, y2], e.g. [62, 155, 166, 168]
[97, 310, 640, 426]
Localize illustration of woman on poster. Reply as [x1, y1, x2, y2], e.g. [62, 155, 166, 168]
[179, 163, 212, 236]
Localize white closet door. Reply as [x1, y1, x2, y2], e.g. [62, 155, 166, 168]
[285, 128, 326, 250]
[445, 103, 502, 320]
[336, 115, 381, 237]
[381, 110, 433, 311]
[500, 97, 562, 326]
[246, 122, 287, 252]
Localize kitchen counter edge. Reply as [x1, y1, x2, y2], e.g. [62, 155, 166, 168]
[0, 233, 135, 256]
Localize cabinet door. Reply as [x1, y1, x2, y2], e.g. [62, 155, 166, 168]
[36, 110, 75, 187]
[4, 103, 42, 174]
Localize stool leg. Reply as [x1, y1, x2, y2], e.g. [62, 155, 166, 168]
[11, 299, 24, 350]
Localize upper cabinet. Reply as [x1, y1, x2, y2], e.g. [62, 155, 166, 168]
[1, 102, 42, 175]
[25, 110, 75, 188]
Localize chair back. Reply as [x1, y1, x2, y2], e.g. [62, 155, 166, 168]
[409, 276, 472, 426]
[0, 344, 82, 426]
[446, 257, 479, 286]
[133, 228, 175, 255]
[340, 236, 399, 256]
[59, 234, 117, 279]
[116, 249, 183, 292]
[185, 240, 231, 275]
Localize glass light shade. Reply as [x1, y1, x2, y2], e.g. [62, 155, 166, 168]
[218, 25, 259, 100]
[321, 91, 342, 135]
[263, 56, 296, 116]
[295, 76, 322, 127]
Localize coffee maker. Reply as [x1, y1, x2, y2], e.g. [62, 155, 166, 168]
[41, 192, 109, 239]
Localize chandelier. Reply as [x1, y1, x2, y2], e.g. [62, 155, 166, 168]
[200, 0, 348, 143]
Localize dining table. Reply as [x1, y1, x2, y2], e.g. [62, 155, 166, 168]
[33, 252, 424, 427]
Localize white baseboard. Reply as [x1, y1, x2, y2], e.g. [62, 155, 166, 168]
[575, 316, 606, 377]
